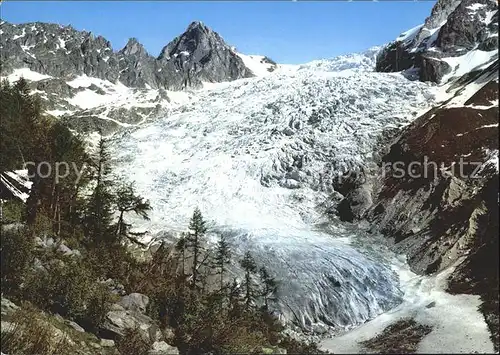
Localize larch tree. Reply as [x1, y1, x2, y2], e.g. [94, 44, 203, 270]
[185, 207, 207, 288]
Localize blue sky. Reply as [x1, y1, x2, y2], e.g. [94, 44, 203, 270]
[2, 1, 435, 64]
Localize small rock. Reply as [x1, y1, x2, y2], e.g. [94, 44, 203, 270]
[89, 342, 101, 349]
[45, 237, 55, 248]
[33, 258, 47, 272]
[426, 301, 436, 308]
[100, 338, 115, 347]
[1, 321, 14, 333]
[66, 320, 85, 332]
[110, 303, 126, 311]
[118, 293, 150, 313]
[149, 341, 179, 355]
[1, 298, 19, 316]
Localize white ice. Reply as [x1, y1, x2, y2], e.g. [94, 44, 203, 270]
[110, 50, 438, 331]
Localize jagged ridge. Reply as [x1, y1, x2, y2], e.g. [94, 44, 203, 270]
[0, 20, 253, 90]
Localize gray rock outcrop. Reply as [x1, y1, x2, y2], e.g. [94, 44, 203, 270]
[0, 20, 254, 90]
[376, 0, 498, 83]
[156, 21, 253, 90]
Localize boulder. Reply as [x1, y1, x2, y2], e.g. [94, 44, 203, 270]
[419, 56, 451, 83]
[149, 341, 179, 355]
[1, 298, 19, 316]
[118, 293, 150, 313]
[102, 303, 161, 343]
[66, 320, 85, 333]
[100, 338, 115, 347]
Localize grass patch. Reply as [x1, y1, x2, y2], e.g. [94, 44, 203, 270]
[1, 304, 76, 355]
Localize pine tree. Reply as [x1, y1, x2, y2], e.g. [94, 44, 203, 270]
[228, 277, 242, 318]
[239, 251, 258, 311]
[48, 121, 89, 237]
[175, 234, 188, 277]
[259, 266, 278, 310]
[84, 137, 115, 244]
[185, 207, 207, 288]
[213, 232, 231, 293]
[114, 182, 151, 244]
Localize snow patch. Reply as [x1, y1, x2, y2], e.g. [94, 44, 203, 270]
[2, 68, 52, 82]
[467, 3, 486, 12]
[237, 53, 278, 77]
[397, 24, 424, 43]
[12, 28, 26, 40]
[441, 49, 498, 83]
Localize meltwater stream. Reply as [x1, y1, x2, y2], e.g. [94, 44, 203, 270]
[109, 63, 437, 332]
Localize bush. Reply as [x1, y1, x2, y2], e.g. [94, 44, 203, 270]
[0, 226, 34, 296]
[1, 304, 75, 355]
[116, 327, 153, 355]
[0, 199, 25, 223]
[23, 258, 115, 332]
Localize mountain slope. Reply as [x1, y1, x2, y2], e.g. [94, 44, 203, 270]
[0, 20, 254, 90]
[332, 0, 499, 349]
[376, 0, 498, 82]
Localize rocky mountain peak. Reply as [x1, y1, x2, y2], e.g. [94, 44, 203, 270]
[376, 0, 498, 83]
[156, 21, 253, 90]
[1, 20, 256, 91]
[159, 21, 226, 60]
[186, 20, 207, 31]
[120, 37, 148, 57]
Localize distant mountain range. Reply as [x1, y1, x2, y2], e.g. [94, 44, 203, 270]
[0, 20, 278, 90]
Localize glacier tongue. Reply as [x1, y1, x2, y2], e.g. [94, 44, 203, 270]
[110, 60, 438, 331]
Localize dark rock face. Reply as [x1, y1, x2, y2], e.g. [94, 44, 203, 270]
[419, 55, 452, 82]
[376, 0, 498, 83]
[118, 38, 159, 89]
[0, 20, 254, 90]
[0, 22, 119, 82]
[364, 61, 499, 349]
[156, 21, 253, 90]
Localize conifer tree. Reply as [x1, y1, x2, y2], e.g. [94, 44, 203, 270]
[185, 207, 207, 288]
[259, 266, 278, 310]
[48, 121, 89, 236]
[114, 182, 151, 244]
[84, 137, 115, 243]
[175, 234, 188, 277]
[213, 232, 231, 293]
[239, 250, 258, 311]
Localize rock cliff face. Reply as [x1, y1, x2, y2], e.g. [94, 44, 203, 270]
[376, 0, 498, 82]
[365, 59, 499, 348]
[156, 21, 253, 90]
[0, 20, 253, 90]
[338, 0, 499, 347]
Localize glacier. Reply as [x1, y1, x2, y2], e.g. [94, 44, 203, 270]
[109, 50, 440, 333]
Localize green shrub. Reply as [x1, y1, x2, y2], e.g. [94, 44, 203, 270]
[1, 199, 25, 223]
[23, 258, 115, 332]
[0, 226, 34, 296]
[1, 304, 75, 355]
[116, 327, 153, 355]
